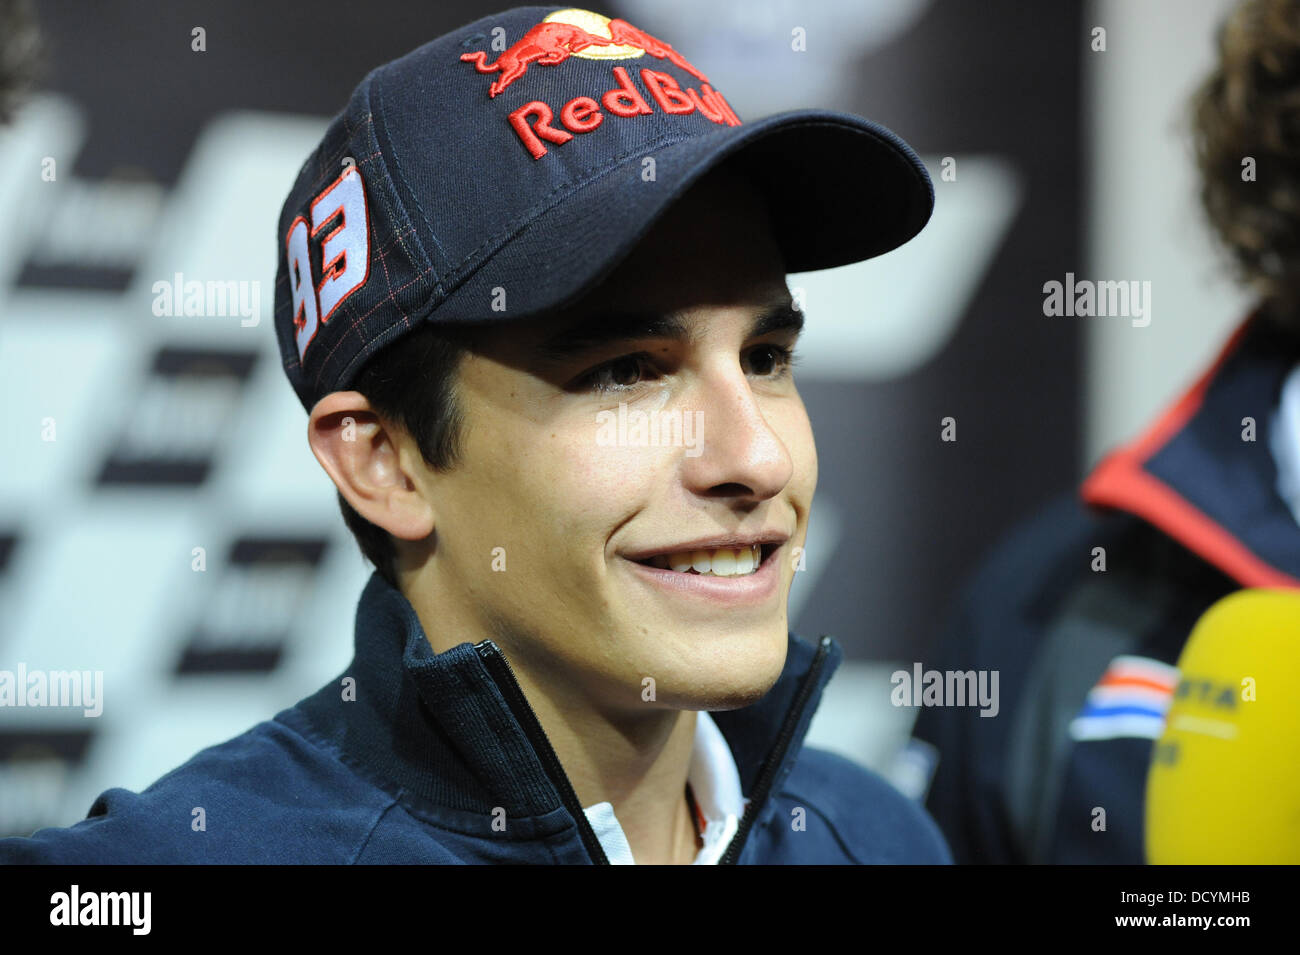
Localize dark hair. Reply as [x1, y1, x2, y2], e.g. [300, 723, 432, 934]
[1192, 0, 1300, 333]
[0, 0, 41, 123]
[337, 322, 478, 588]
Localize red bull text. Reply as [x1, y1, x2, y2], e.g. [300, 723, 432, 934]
[460, 14, 741, 159]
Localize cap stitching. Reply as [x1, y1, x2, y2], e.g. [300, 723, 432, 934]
[310, 231, 436, 392]
[370, 65, 450, 268]
[440, 129, 696, 280]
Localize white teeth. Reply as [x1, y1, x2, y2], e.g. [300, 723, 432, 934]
[647, 543, 764, 577]
[710, 549, 737, 575]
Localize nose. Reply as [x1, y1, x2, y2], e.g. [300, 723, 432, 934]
[679, 359, 794, 503]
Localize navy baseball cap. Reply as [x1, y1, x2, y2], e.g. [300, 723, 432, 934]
[274, 5, 934, 411]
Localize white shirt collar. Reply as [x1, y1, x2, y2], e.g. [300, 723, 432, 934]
[581, 711, 746, 865]
[1270, 362, 1300, 528]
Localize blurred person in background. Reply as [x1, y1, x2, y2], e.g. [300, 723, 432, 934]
[913, 0, 1300, 864]
[0, 0, 38, 123]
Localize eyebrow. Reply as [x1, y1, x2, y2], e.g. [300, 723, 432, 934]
[537, 296, 804, 362]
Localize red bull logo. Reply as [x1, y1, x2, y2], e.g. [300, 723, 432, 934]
[460, 8, 741, 159]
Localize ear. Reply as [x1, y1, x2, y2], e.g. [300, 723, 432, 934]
[307, 392, 435, 542]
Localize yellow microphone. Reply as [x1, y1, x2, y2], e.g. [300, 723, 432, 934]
[1145, 589, 1300, 863]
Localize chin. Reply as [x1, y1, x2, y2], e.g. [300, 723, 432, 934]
[655, 623, 789, 711]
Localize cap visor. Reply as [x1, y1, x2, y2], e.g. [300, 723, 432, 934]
[430, 108, 933, 324]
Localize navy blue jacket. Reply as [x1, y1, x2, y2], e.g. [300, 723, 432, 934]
[912, 312, 1300, 863]
[1, 571, 951, 864]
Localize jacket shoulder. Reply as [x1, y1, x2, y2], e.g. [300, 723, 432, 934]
[770, 745, 952, 864]
[957, 492, 1106, 631]
[912, 491, 1234, 864]
[0, 714, 395, 864]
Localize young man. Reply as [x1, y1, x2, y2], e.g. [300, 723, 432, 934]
[1, 5, 949, 864]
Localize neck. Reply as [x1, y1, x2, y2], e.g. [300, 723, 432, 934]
[406, 572, 705, 864]
[510, 662, 703, 865]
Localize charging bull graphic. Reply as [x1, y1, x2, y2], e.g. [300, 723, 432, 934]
[461, 9, 710, 98]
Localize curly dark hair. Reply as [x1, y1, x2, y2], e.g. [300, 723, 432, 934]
[1192, 0, 1300, 333]
[336, 322, 480, 589]
[0, 0, 41, 123]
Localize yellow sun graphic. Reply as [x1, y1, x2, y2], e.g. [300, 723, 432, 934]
[543, 8, 646, 60]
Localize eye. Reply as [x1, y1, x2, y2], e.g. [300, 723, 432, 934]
[745, 343, 798, 378]
[578, 353, 658, 394]
[575, 343, 799, 394]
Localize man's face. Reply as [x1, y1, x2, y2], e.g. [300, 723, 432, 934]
[410, 170, 817, 715]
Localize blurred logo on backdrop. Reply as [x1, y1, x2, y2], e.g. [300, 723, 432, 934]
[0, 94, 346, 837]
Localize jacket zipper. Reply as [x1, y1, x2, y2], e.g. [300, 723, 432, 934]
[718, 635, 833, 865]
[474, 640, 611, 864]
[477, 634, 833, 866]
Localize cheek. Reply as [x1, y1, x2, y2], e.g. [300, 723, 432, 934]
[532, 427, 661, 538]
[467, 412, 657, 569]
[802, 418, 819, 495]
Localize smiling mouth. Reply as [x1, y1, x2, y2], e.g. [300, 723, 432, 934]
[630, 543, 778, 577]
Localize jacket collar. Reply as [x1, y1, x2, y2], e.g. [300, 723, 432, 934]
[1082, 310, 1300, 588]
[295, 570, 841, 852]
